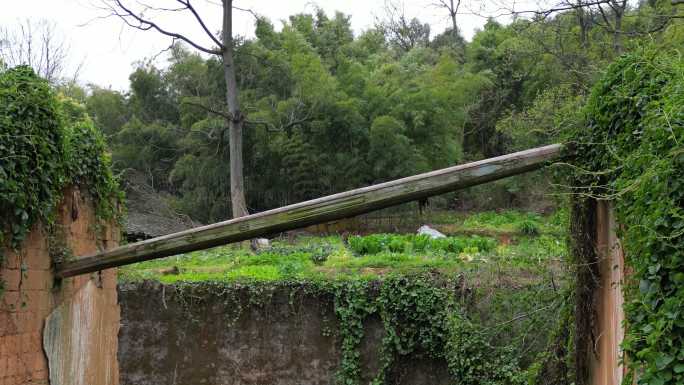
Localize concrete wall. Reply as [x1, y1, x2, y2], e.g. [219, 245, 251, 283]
[118, 282, 451, 385]
[0, 188, 120, 385]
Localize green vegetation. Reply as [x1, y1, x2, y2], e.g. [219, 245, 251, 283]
[347, 233, 497, 255]
[0, 66, 122, 296]
[59, 3, 682, 222]
[568, 49, 684, 385]
[119, 210, 567, 284]
[122, 209, 569, 385]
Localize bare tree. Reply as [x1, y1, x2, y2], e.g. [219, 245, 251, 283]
[376, 1, 431, 52]
[467, 0, 682, 54]
[98, 0, 249, 218]
[0, 19, 70, 83]
[433, 0, 461, 38]
[596, 0, 627, 53]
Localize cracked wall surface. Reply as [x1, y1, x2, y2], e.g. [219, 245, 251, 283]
[0, 188, 120, 385]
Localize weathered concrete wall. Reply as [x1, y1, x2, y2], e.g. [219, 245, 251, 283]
[0, 188, 120, 385]
[118, 282, 450, 385]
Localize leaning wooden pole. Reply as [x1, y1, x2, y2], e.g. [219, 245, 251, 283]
[57, 144, 565, 278]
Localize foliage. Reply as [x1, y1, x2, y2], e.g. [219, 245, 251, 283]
[118, 206, 571, 384]
[568, 48, 684, 385]
[445, 312, 524, 385]
[0, 66, 65, 249]
[66, 3, 682, 222]
[0, 66, 122, 282]
[347, 233, 496, 256]
[517, 220, 540, 236]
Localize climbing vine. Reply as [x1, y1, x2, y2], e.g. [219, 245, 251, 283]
[152, 273, 565, 385]
[0, 66, 123, 296]
[329, 274, 535, 385]
[568, 48, 684, 385]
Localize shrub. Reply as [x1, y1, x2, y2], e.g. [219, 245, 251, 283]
[516, 220, 540, 236]
[347, 234, 497, 256]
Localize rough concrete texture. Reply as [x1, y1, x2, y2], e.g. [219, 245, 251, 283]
[0, 188, 120, 385]
[118, 282, 450, 385]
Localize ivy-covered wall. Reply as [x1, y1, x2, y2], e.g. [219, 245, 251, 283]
[0, 65, 122, 297]
[569, 49, 684, 385]
[118, 274, 570, 385]
[0, 66, 124, 385]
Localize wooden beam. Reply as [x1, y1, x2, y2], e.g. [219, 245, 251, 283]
[57, 144, 565, 278]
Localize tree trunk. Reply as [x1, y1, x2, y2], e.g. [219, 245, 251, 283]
[612, 4, 623, 55]
[576, 1, 589, 50]
[449, 0, 460, 38]
[222, 0, 249, 218]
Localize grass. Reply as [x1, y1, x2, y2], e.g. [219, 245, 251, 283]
[118, 209, 569, 284]
[413, 208, 565, 234]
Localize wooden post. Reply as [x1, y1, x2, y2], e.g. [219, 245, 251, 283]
[590, 201, 628, 385]
[57, 144, 565, 278]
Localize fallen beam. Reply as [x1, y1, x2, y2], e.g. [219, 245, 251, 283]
[57, 144, 565, 278]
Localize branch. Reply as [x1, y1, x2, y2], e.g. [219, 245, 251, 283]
[102, 0, 222, 55]
[175, 0, 223, 48]
[232, 5, 260, 20]
[182, 99, 232, 120]
[467, 0, 613, 19]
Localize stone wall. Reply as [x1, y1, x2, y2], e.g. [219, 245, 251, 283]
[118, 282, 451, 385]
[0, 188, 120, 385]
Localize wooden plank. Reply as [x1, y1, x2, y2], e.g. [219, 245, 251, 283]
[57, 144, 565, 278]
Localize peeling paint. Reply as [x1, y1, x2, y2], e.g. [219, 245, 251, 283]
[44, 280, 120, 385]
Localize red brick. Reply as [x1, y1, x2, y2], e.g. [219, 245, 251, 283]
[23, 226, 47, 251]
[2, 251, 21, 270]
[1, 187, 121, 384]
[1, 292, 21, 311]
[23, 292, 50, 312]
[6, 355, 18, 376]
[0, 270, 21, 291]
[0, 313, 18, 337]
[24, 250, 50, 270]
[23, 270, 53, 291]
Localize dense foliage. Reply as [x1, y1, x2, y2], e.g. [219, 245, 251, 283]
[120, 210, 570, 384]
[347, 233, 496, 255]
[0, 66, 122, 276]
[75, 2, 682, 222]
[569, 50, 684, 385]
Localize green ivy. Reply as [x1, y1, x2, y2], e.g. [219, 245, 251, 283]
[568, 48, 684, 385]
[147, 272, 567, 385]
[0, 66, 123, 296]
[330, 274, 528, 385]
[333, 279, 376, 385]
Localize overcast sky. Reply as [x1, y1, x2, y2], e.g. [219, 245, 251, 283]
[0, 1, 519, 91]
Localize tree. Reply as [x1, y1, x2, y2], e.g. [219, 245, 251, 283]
[100, 0, 249, 217]
[85, 86, 129, 137]
[376, 1, 431, 52]
[0, 19, 72, 84]
[434, 0, 461, 38]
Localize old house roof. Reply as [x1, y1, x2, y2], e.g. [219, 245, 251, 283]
[121, 171, 200, 241]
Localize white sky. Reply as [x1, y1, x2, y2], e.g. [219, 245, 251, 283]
[0, 0, 517, 91]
